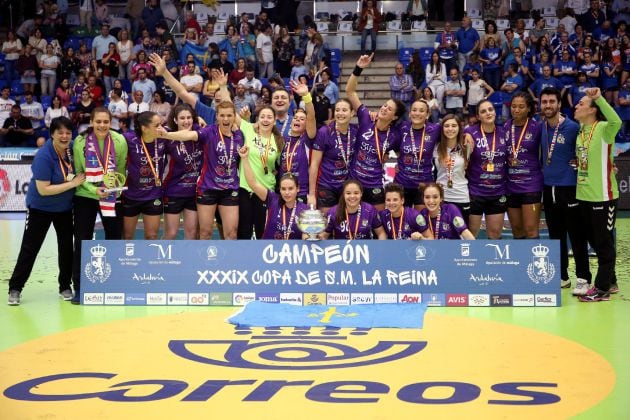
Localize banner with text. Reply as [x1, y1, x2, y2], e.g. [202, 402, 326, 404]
[80, 240, 561, 307]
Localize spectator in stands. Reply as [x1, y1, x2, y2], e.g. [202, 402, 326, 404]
[20, 92, 45, 142]
[59, 47, 81, 86]
[501, 63, 525, 118]
[56, 79, 72, 108]
[406, 0, 428, 29]
[254, 85, 272, 116]
[581, 0, 606, 34]
[1, 105, 34, 146]
[77, 41, 92, 72]
[254, 10, 272, 35]
[92, 25, 117, 69]
[116, 30, 133, 81]
[290, 56, 308, 81]
[390, 63, 415, 111]
[239, 24, 257, 67]
[0, 87, 15, 130]
[16, 45, 38, 95]
[513, 18, 529, 45]
[87, 59, 103, 84]
[109, 79, 129, 103]
[238, 66, 262, 102]
[156, 21, 177, 60]
[126, 0, 145, 41]
[87, 75, 104, 106]
[131, 51, 153, 81]
[445, 68, 466, 118]
[434, 21, 458, 71]
[317, 68, 339, 106]
[100, 43, 120, 93]
[2, 30, 22, 89]
[28, 28, 47, 59]
[422, 87, 440, 123]
[529, 17, 548, 46]
[16, 15, 43, 45]
[560, 8, 578, 35]
[570, 24, 586, 51]
[580, 52, 600, 85]
[229, 58, 248, 89]
[73, 89, 94, 134]
[72, 74, 88, 103]
[180, 62, 204, 102]
[555, 49, 578, 90]
[480, 20, 501, 51]
[426, 51, 447, 113]
[580, 34, 600, 62]
[479, 37, 502, 91]
[532, 51, 554, 80]
[108, 88, 128, 132]
[456, 16, 480, 72]
[44, 96, 69, 129]
[184, 10, 201, 35]
[552, 32, 577, 63]
[405, 53, 425, 89]
[210, 50, 235, 75]
[239, 12, 255, 36]
[593, 19, 615, 45]
[568, 71, 592, 109]
[275, 25, 295, 78]
[180, 53, 200, 76]
[182, 26, 199, 46]
[601, 49, 621, 104]
[142, 0, 165, 37]
[128, 91, 149, 129]
[234, 83, 256, 115]
[149, 90, 170, 125]
[503, 47, 530, 80]
[529, 64, 565, 100]
[94, 0, 110, 27]
[502, 28, 526, 66]
[304, 25, 325, 74]
[132, 68, 157, 104]
[38, 44, 60, 97]
[257, 25, 275, 78]
[358, 0, 382, 58]
[467, 68, 494, 116]
[202, 68, 220, 106]
[79, 0, 94, 32]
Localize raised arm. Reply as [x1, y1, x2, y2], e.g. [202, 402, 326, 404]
[238, 145, 268, 201]
[156, 126, 199, 141]
[345, 53, 373, 112]
[590, 88, 622, 142]
[291, 79, 316, 139]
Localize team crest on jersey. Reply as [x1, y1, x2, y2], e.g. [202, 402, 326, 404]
[453, 216, 465, 228]
[416, 214, 427, 227]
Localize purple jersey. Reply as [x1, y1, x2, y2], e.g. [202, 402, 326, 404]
[313, 122, 359, 191]
[350, 105, 401, 188]
[418, 203, 468, 239]
[262, 191, 309, 239]
[379, 207, 425, 239]
[465, 124, 508, 196]
[197, 124, 244, 191]
[163, 139, 203, 198]
[123, 132, 166, 201]
[279, 132, 312, 197]
[325, 202, 383, 239]
[394, 121, 441, 186]
[503, 118, 544, 194]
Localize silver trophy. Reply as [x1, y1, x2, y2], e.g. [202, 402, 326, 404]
[297, 205, 327, 241]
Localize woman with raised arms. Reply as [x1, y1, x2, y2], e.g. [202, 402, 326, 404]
[394, 99, 441, 209]
[162, 104, 204, 239]
[379, 183, 429, 240]
[278, 80, 317, 202]
[463, 100, 508, 239]
[239, 146, 308, 239]
[418, 183, 475, 240]
[308, 98, 359, 215]
[433, 114, 470, 226]
[121, 111, 166, 240]
[503, 91, 543, 239]
[158, 101, 244, 240]
[346, 53, 404, 211]
[320, 179, 387, 240]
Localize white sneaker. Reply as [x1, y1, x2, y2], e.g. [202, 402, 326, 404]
[572, 278, 590, 296]
[561, 279, 571, 289]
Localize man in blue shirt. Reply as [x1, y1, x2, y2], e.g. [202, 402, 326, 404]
[434, 21, 458, 71]
[455, 16, 480, 72]
[529, 65, 565, 101]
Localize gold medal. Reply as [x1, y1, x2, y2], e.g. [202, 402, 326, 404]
[510, 158, 518, 167]
[66, 173, 75, 181]
[487, 163, 495, 172]
[447, 180, 453, 188]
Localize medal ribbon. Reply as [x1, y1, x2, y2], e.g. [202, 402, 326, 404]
[345, 205, 362, 240]
[480, 126, 496, 165]
[281, 204, 298, 240]
[545, 117, 562, 165]
[218, 128, 235, 175]
[410, 125, 426, 171]
[511, 118, 529, 163]
[284, 135, 301, 173]
[390, 208, 404, 240]
[428, 210, 442, 240]
[140, 138, 161, 186]
[54, 145, 73, 181]
[579, 121, 599, 169]
[374, 126, 390, 164]
[335, 126, 353, 167]
[256, 133, 273, 174]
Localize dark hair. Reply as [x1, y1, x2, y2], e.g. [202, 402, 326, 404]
[508, 62, 518, 73]
[255, 105, 285, 153]
[437, 113, 467, 169]
[50, 116, 74, 136]
[384, 182, 404, 199]
[271, 87, 290, 97]
[51, 95, 63, 109]
[134, 111, 158, 138]
[390, 98, 406, 123]
[475, 99, 494, 117]
[321, 68, 333, 79]
[168, 104, 198, 131]
[335, 98, 354, 111]
[484, 20, 497, 34]
[246, 64, 255, 72]
[111, 88, 122, 98]
[277, 173, 299, 207]
[422, 182, 445, 200]
[540, 87, 562, 102]
[511, 91, 536, 118]
[335, 179, 364, 224]
[153, 89, 166, 103]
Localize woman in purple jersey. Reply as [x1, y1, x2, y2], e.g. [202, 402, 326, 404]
[239, 146, 308, 239]
[158, 102, 243, 240]
[320, 179, 387, 240]
[394, 99, 441, 209]
[433, 114, 470, 226]
[504, 91, 544, 238]
[463, 100, 508, 239]
[346, 53, 405, 210]
[419, 183, 475, 240]
[121, 111, 166, 240]
[162, 104, 203, 239]
[308, 98, 359, 215]
[379, 183, 430, 240]
[279, 80, 317, 202]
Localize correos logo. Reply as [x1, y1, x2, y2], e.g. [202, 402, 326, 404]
[0, 311, 614, 418]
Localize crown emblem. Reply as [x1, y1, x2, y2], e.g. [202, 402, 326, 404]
[90, 244, 107, 258]
[532, 244, 549, 258]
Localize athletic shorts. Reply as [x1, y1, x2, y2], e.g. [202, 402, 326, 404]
[163, 196, 197, 214]
[404, 186, 425, 207]
[121, 197, 164, 217]
[506, 191, 542, 208]
[316, 186, 341, 208]
[197, 189, 239, 206]
[362, 186, 385, 206]
[470, 194, 507, 216]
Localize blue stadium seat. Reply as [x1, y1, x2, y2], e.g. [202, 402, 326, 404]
[64, 37, 82, 51]
[121, 79, 132, 93]
[615, 106, 630, 122]
[418, 47, 434, 67]
[398, 48, 415, 68]
[10, 80, 23, 97]
[40, 95, 52, 112]
[330, 48, 342, 63]
[330, 62, 341, 80]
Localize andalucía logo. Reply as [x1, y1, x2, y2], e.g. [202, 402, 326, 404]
[0, 311, 615, 418]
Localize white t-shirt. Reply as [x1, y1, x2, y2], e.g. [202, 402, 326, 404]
[20, 102, 44, 129]
[108, 99, 128, 131]
[40, 54, 60, 76]
[0, 98, 16, 127]
[467, 79, 486, 106]
[180, 74, 203, 101]
[117, 40, 133, 63]
[433, 146, 470, 203]
[256, 32, 274, 63]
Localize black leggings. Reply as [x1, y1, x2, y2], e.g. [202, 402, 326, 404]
[237, 188, 267, 239]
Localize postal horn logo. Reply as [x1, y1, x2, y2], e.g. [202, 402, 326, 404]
[168, 326, 427, 370]
[84, 244, 112, 283]
[527, 244, 555, 284]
